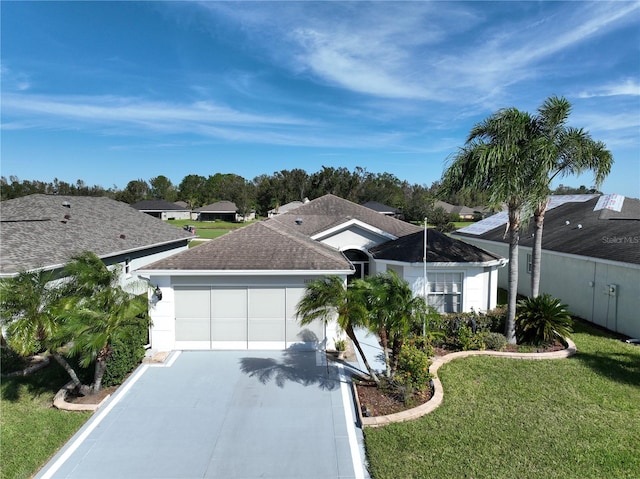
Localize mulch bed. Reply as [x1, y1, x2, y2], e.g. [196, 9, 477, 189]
[356, 381, 433, 417]
[356, 340, 566, 417]
[65, 386, 117, 404]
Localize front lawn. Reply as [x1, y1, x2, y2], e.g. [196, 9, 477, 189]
[166, 219, 255, 239]
[364, 320, 640, 478]
[1, 362, 91, 479]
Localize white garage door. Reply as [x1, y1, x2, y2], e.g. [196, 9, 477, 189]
[174, 286, 323, 350]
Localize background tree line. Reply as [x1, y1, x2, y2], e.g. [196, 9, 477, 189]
[1, 168, 596, 224]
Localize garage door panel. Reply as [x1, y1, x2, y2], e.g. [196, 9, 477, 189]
[286, 288, 323, 343]
[211, 289, 247, 342]
[248, 289, 285, 342]
[175, 288, 210, 342]
[175, 319, 210, 341]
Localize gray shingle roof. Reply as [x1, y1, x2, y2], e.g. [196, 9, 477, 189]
[0, 194, 193, 275]
[195, 201, 237, 213]
[270, 194, 420, 238]
[370, 229, 503, 264]
[361, 201, 400, 214]
[455, 196, 640, 265]
[141, 220, 352, 271]
[131, 199, 189, 212]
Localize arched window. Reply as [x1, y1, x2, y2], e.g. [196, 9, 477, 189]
[343, 249, 369, 281]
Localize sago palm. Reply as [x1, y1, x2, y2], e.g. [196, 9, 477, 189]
[516, 293, 573, 345]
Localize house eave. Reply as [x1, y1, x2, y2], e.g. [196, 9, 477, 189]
[135, 268, 354, 277]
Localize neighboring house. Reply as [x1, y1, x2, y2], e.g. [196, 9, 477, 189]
[0, 195, 193, 291]
[195, 201, 238, 222]
[138, 194, 505, 352]
[131, 199, 191, 220]
[267, 200, 305, 218]
[453, 194, 640, 340]
[361, 201, 402, 218]
[435, 201, 477, 220]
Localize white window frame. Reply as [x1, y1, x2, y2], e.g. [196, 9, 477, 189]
[426, 271, 463, 314]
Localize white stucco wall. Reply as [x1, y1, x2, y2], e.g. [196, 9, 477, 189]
[374, 261, 500, 313]
[453, 236, 640, 339]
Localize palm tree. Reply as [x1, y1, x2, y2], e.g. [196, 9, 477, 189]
[0, 269, 86, 391]
[296, 275, 380, 385]
[440, 107, 540, 344]
[355, 271, 427, 377]
[529, 96, 613, 297]
[60, 251, 148, 393]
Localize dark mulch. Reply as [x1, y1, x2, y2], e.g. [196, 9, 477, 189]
[66, 386, 117, 404]
[356, 381, 433, 417]
[356, 340, 567, 417]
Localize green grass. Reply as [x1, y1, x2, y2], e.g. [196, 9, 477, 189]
[453, 221, 474, 229]
[364, 320, 640, 478]
[166, 219, 255, 239]
[1, 362, 91, 479]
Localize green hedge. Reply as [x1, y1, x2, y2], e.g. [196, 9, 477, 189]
[101, 314, 150, 387]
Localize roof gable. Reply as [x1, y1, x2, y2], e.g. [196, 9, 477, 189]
[140, 220, 352, 272]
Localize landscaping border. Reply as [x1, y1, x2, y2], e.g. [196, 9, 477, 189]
[357, 337, 577, 428]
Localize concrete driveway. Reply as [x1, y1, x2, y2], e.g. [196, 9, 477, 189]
[36, 350, 368, 479]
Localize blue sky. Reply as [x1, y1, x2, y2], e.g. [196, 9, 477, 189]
[2, 1, 639, 197]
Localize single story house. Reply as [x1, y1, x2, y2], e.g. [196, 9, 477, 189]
[131, 199, 191, 220]
[434, 201, 478, 220]
[138, 194, 506, 352]
[0, 194, 193, 291]
[195, 201, 238, 222]
[362, 201, 402, 218]
[267, 200, 306, 218]
[453, 194, 640, 340]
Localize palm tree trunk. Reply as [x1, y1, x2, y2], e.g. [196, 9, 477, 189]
[531, 203, 546, 298]
[51, 351, 91, 396]
[345, 324, 380, 385]
[378, 328, 392, 378]
[505, 208, 520, 345]
[92, 358, 107, 393]
[390, 337, 403, 377]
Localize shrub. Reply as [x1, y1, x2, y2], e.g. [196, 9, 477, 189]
[0, 344, 27, 374]
[477, 331, 508, 351]
[516, 294, 573, 345]
[452, 324, 484, 351]
[101, 314, 150, 387]
[396, 343, 432, 392]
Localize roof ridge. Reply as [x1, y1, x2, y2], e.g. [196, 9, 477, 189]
[261, 219, 353, 269]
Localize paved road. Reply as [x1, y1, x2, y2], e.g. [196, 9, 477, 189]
[36, 350, 368, 479]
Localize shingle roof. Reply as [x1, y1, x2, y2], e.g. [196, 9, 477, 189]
[141, 220, 352, 272]
[131, 199, 189, 211]
[370, 229, 503, 264]
[0, 194, 193, 275]
[270, 194, 420, 238]
[195, 201, 237, 213]
[455, 196, 640, 265]
[361, 201, 400, 214]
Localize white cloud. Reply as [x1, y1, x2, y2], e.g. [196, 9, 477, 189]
[578, 79, 640, 98]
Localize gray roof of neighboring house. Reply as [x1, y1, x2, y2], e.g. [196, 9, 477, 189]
[131, 199, 189, 212]
[454, 195, 640, 265]
[370, 229, 503, 264]
[195, 201, 237, 213]
[174, 201, 189, 208]
[268, 201, 304, 215]
[361, 201, 401, 214]
[270, 194, 421, 239]
[0, 194, 193, 275]
[140, 219, 352, 272]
